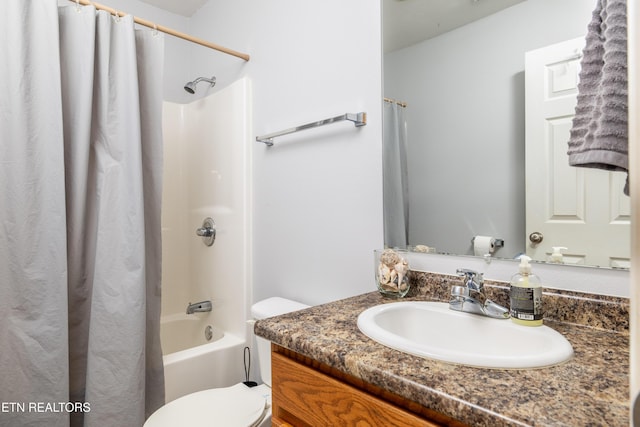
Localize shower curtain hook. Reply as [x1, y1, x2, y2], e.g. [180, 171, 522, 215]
[153, 23, 158, 36]
[114, 10, 121, 22]
[75, 0, 80, 12]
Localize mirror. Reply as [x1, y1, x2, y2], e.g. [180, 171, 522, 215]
[382, 0, 631, 269]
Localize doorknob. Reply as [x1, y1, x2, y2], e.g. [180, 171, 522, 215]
[196, 217, 216, 246]
[529, 232, 543, 245]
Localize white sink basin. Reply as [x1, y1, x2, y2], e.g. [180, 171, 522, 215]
[357, 301, 573, 369]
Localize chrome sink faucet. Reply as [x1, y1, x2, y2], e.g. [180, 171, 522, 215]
[186, 300, 212, 314]
[449, 269, 509, 319]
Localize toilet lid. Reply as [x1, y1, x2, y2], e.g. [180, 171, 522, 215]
[144, 383, 267, 427]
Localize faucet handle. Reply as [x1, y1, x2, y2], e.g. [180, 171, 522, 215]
[455, 268, 483, 290]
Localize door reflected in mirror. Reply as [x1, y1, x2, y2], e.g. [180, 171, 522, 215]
[382, 0, 630, 269]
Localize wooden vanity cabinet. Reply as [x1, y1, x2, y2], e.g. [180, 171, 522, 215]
[270, 344, 466, 427]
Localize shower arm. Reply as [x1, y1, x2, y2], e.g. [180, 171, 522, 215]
[192, 77, 215, 86]
[184, 76, 216, 94]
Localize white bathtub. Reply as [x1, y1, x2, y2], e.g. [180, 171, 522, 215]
[161, 315, 247, 403]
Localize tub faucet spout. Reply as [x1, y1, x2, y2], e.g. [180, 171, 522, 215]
[186, 300, 212, 314]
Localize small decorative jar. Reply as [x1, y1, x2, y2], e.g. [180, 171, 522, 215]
[375, 248, 410, 298]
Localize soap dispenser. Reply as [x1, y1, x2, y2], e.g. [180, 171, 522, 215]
[550, 247, 567, 264]
[509, 256, 543, 326]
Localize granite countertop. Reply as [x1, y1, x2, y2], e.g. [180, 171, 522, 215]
[254, 273, 630, 426]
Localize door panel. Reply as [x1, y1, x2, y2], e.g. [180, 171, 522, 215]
[525, 38, 630, 267]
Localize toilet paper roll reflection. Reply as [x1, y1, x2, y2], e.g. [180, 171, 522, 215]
[473, 235, 495, 256]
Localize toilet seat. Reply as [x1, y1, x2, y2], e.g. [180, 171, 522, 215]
[144, 383, 268, 427]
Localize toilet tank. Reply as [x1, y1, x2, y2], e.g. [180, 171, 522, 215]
[251, 297, 309, 387]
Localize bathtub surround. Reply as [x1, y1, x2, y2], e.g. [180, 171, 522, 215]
[161, 79, 252, 329]
[0, 2, 165, 426]
[160, 78, 253, 401]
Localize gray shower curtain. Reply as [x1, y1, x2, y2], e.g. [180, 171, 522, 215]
[0, 1, 165, 426]
[383, 101, 409, 248]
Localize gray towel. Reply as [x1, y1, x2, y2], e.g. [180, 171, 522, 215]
[567, 0, 628, 195]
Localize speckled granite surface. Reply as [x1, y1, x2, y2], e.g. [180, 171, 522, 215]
[255, 271, 630, 426]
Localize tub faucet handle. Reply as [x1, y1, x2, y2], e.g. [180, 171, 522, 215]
[196, 217, 216, 247]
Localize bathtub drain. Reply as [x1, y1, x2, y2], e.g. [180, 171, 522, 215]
[205, 325, 213, 341]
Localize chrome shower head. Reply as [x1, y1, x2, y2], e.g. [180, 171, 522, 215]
[183, 81, 197, 94]
[184, 76, 216, 94]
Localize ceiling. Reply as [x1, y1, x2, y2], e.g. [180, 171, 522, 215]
[139, 0, 524, 52]
[383, 0, 524, 52]
[138, 0, 207, 17]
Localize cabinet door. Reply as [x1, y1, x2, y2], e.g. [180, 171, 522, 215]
[271, 351, 439, 427]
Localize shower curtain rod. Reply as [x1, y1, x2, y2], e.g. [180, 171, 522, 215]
[68, 0, 250, 61]
[384, 97, 407, 108]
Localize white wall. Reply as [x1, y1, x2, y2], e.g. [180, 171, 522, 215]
[384, 0, 594, 258]
[96, 0, 384, 306]
[93, 0, 628, 301]
[186, 0, 384, 306]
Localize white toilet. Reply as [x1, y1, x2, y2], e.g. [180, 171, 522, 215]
[144, 297, 309, 427]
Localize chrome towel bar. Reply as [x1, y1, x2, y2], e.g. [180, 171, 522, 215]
[256, 112, 367, 146]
